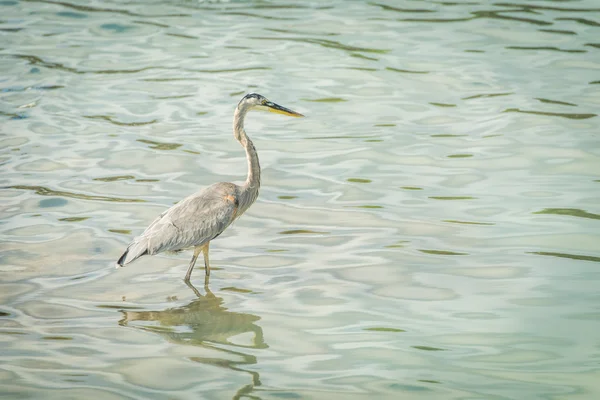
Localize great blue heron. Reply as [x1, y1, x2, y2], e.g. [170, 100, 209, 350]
[116, 93, 304, 281]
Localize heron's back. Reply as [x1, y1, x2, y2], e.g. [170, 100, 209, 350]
[117, 182, 240, 266]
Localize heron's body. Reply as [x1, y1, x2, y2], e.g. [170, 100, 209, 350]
[116, 93, 303, 281]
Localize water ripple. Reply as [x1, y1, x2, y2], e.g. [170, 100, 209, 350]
[222, 11, 298, 21]
[495, 3, 600, 13]
[529, 251, 600, 263]
[84, 115, 157, 126]
[4, 185, 146, 203]
[555, 17, 600, 27]
[136, 139, 182, 151]
[370, 3, 435, 14]
[8, 54, 164, 75]
[534, 208, 600, 221]
[2, 0, 600, 397]
[505, 46, 587, 53]
[23, 0, 192, 17]
[386, 66, 429, 74]
[462, 92, 513, 100]
[504, 108, 597, 120]
[250, 36, 389, 53]
[535, 98, 577, 107]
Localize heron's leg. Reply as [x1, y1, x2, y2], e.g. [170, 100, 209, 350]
[185, 247, 202, 282]
[202, 242, 211, 277]
[185, 279, 202, 297]
[185, 279, 212, 297]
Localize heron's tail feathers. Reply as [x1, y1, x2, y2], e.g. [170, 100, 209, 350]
[116, 239, 149, 269]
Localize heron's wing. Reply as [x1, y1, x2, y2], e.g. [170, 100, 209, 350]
[140, 182, 239, 255]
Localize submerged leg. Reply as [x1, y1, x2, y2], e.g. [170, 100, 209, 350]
[185, 276, 213, 297]
[185, 279, 202, 297]
[185, 247, 202, 282]
[202, 242, 211, 276]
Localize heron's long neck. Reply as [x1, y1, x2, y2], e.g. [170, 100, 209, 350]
[234, 107, 260, 208]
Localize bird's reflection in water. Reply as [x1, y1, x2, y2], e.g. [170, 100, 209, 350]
[119, 281, 267, 399]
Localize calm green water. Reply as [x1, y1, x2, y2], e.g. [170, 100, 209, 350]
[1, 0, 600, 399]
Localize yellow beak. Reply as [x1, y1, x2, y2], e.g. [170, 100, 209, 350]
[265, 102, 304, 117]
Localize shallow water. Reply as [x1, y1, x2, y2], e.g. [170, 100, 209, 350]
[1, 0, 600, 399]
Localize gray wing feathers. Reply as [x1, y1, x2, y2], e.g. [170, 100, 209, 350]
[117, 183, 238, 267]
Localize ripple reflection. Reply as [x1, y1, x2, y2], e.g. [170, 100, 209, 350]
[119, 283, 267, 397]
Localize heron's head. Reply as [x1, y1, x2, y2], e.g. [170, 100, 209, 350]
[237, 93, 304, 117]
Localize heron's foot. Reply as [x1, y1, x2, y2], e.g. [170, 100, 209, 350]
[185, 279, 202, 297]
[184, 275, 211, 297]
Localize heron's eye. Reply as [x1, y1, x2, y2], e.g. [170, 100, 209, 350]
[261, 100, 267, 105]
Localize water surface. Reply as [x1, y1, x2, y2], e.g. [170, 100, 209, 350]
[1, 0, 600, 399]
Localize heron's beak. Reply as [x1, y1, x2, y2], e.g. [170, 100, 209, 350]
[265, 101, 304, 117]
